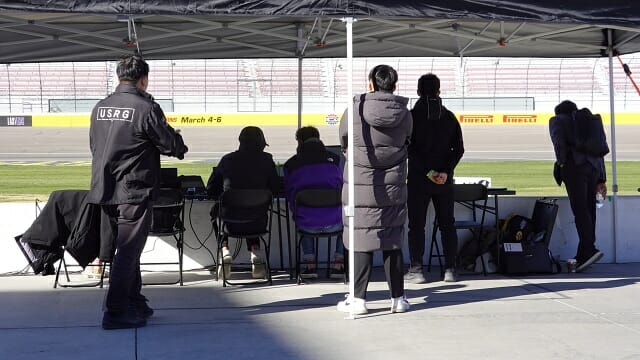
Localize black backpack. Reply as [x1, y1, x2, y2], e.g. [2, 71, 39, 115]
[571, 108, 610, 157]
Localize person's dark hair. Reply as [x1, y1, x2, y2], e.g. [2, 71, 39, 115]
[295, 126, 320, 143]
[554, 100, 578, 115]
[116, 54, 149, 82]
[417, 73, 440, 98]
[368, 64, 397, 93]
[238, 126, 268, 150]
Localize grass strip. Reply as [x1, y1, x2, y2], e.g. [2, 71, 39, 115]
[0, 161, 637, 202]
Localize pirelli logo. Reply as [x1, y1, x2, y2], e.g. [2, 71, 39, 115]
[502, 114, 537, 123]
[97, 107, 135, 122]
[459, 115, 493, 123]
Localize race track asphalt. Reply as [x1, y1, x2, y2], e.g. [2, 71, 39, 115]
[1, 124, 639, 163]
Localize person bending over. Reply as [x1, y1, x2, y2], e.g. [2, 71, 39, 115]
[549, 100, 606, 272]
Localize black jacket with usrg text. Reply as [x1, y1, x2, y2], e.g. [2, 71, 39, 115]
[88, 84, 188, 205]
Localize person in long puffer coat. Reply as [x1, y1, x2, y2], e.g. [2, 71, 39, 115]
[337, 64, 413, 315]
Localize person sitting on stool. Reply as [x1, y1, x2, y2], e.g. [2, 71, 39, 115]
[206, 126, 279, 279]
[283, 126, 344, 279]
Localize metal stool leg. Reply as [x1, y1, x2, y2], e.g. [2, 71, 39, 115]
[427, 221, 444, 276]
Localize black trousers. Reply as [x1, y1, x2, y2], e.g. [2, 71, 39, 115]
[102, 201, 152, 314]
[353, 249, 404, 300]
[219, 221, 262, 251]
[407, 179, 458, 269]
[561, 161, 600, 263]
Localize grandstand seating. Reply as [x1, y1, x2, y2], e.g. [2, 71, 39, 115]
[3, 56, 640, 114]
[603, 56, 640, 95]
[252, 59, 325, 97]
[464, 59, 605, 98]
[395, 58, 459, 96]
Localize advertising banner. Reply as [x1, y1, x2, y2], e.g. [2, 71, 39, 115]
[0, 115, 32, 127]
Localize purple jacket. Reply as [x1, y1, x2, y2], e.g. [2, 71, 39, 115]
[283, 139, 343, 230]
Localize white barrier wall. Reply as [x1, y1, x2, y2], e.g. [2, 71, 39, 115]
[2, 196, 639, 275]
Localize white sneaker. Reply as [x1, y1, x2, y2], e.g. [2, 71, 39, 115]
[404, 266, 427, 284]
[218, 250, 232, 280]
[336, 294, 368, 315]
[217, 264, 231, 280]
[251, 251, 266, 279]
[444, 268, 457, 282]
[390, 295, 410, 313]
[84, 260, 109, 279]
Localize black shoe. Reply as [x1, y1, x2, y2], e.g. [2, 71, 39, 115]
[102, 311, 147, 330]
[131, 301, 154, 319]
[576, 251, 603, 273]
[42, 262, 56, 276]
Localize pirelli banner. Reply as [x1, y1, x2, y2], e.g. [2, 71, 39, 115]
[14, 112, 640, 127]
[457, 112, 636, 125]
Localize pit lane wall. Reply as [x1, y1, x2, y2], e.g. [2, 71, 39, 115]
[2, 112, 640, 127]
[2, 195, 640, 275]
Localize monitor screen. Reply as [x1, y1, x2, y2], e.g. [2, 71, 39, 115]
[160, 168, 179, 188]
[325, 145, 343, 158]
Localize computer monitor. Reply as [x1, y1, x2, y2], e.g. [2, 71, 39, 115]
[160, 168, 179, 188]
[325, 145, 343, 158]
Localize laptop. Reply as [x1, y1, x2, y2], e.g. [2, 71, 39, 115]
[179, 175, 207, 199]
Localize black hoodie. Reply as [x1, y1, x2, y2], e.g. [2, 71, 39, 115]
[205, 133, 279, 200]
[408, 97, 464, 182]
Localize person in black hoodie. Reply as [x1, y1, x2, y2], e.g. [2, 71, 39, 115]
[205, 126, 279, 280]
[549, 100, 606, 272]
[405, 73, 464, 283]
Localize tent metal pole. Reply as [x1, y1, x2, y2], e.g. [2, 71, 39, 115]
[607, 29, 618, 263]
[296, 23, 304, 130]
[298, 56, 302, 129]
[344, 16, 356, 319]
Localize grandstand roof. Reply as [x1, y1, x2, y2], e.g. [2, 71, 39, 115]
[1, 1, 640, 63]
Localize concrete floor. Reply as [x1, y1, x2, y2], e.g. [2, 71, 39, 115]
[1, 263, 639, 360]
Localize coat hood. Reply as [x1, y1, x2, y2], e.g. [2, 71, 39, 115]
[414, 96, 444, 121]
[354, 92, 409, 128]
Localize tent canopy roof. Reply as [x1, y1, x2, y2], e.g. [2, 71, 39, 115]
[1, 1, 640, 62]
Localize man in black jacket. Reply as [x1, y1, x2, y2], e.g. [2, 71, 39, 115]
[549, 100, 606, 272]
[405, 73, 464, 283]
[89, 54, 188, 330]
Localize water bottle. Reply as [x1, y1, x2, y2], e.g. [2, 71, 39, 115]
[595, 191, 605, 209]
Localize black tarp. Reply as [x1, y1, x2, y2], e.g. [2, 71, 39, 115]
[1, 1, 639, 25]
[1, 1, 640, 62]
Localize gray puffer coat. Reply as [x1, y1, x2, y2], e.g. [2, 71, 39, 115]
[339, 92, 413, 252]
